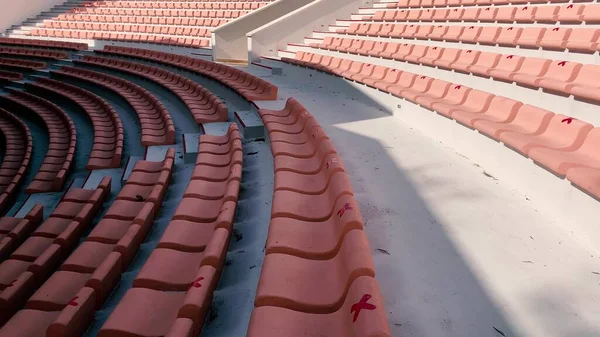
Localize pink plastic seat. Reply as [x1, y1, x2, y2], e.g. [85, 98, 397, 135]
[518, 60, 582, 93]
[432, 48, 461, 69]
[516, 27, 546, 49]
[478, 7, 497, 22]
[488, 54, 526, 80]
[581, 4, 600, 23]
[477, 26, 501, 45]
[420, 83, 471, 113]
[500, 114, 593, 156]
[461, 8, 480, 22]
[473, 104, 554, 141]
[539, 27, 572, 50]
[508, 57, 553, 86]
[451, 50, 481, 73]
[452, 96, 523, 127]
[459, 26, 482, 44]
[419, 46, 444, 67]
[496, 27, 523, 46]
[565, 64, 600, 103]
[429, 25, 448, 41]
[442, 25, 465, 42]
[468, 52, 501, 77]
[512, 6, 535, 23]
[567, 167, 600, 199]
[496, 6, 518, 22]
[408, 79, 452, 106]
[564, 28, 600, 53]
[528, 128, 600, 177]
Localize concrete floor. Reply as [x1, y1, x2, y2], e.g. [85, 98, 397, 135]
[249, 66, 600, 337]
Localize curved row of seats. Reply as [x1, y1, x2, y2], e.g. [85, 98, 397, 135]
[98, 125, 242, 337]
[369, 3, 600, 23]
[52, 15, 229, 26]
[79, 1, 266, 10]
[98, 45, 279, 101]
[29, 29, 211, 48]
[0, 37, 88, 51]
[385, 0, 597, 8]
[0, 58, 46, 72]
[36, 23, 212, 37]
[281, 52, 600, 199]
[0, 90, 76, 194]
[245, 98, 391, 337]
[0, 108, 32, 213]
[26, 77, 124, 169]
[52, 66, 176, 146]
[77, 55, 228, 124]
[311, 38, 599, 103]
[0, 178, 111, 325]
[0, 151, 175, 336]
[0, 47, 68, 61]
[21, 0, 273, 48]
[336, 22, 600, 54]
[0, 71, 23, 82]
[121, 0, 269, 2]
[0, 205, 43, 263]
[71, 8, 250, 17]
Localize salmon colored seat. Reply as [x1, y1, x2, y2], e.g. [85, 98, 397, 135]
[499, 114, 593, 156]
[99, 265, 218, 337]
[158, 201, 236, 253]
[566, 167, 600, 200]
[266, 194, 363, 259]
[528, 128, 600, 177]
[421, 84, 472, 113]
[564, 64, 600, 103]
[473, 104, 554, 140]
[255, 230, 375, 313]
[452, 96, 523, 127]
[271, 171, 354, 222]
[248, 277, 391, 337]
[274, 151, 345, 195]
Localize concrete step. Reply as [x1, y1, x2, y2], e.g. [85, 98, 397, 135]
[8, 30, 31, 35]
[234, 110, 264, 140]
[40, 9, 70, 15]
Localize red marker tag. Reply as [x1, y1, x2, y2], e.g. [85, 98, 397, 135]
[562, 117, 574, 124]
[351, 294, 377, 323]
[337, 203, 353, 217]
[192, 276, 205, 288]
[558, 61, 566, 66]
[68, 296, 79, 306]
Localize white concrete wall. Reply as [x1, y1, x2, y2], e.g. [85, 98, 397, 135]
[0, 0, 65, 32]
[212, 0, 316, 62]
[247, 0, 371, 63]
